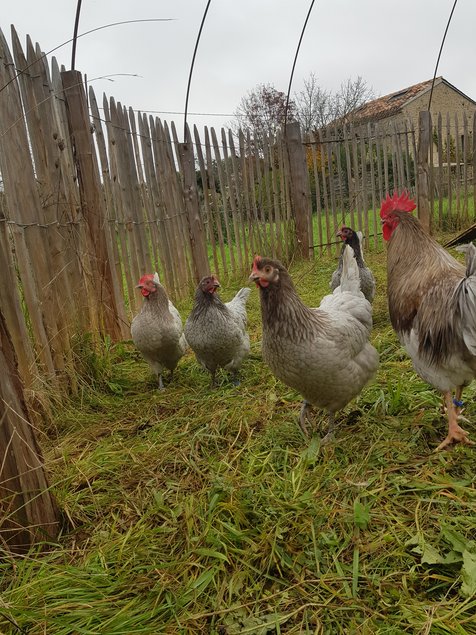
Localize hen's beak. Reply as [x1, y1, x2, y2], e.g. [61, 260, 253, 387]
[249, 271, 259, 283]
[336, 229, 342, 237]
[136, 284, 143, 289]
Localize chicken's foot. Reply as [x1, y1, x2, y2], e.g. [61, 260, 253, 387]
[230, 370, 240, 386]
[299, 401, 311, 438]
[435, 392, 474, 451]
[210, 371, 218, 389]
[321, 412, 336, 445]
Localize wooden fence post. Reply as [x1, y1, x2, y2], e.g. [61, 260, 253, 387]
[0, 309, 59, 553]
[61, 70, 122, 339]
[417, 111, 431, 233]
[285, 122, 312, 259]
[178, 127, 210, 281]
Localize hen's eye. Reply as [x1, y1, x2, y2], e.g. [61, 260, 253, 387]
[265, 266, 272, 273]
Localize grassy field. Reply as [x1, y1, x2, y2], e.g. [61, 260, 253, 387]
[1, 246, 476, 634]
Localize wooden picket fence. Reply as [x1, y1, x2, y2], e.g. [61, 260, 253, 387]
[1, 26, 476, 398]
[2, 26, 476, 551]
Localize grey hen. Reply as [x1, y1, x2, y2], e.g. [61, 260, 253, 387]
[131, 273, 186, 389]
[330, 227, 376, 303]
[185, 275, 251, 387]
[251, 250, 379, 442]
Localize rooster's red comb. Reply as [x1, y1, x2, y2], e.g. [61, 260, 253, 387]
[379, 191, 416, 219]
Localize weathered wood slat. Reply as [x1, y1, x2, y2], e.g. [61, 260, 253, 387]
[88, 89, 130, 336]
[210, 127, 236, 270]
[194, 125, 219, 274]
[437, 114, 444, 226]
[220, 128, 244, 269]
[204, 126, 228, 274]
[0, 311, 59, 553]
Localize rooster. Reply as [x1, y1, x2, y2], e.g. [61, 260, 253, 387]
[131, 273, 186, 389]
[330, 227, 376, 303]
[381, 191, 476, 450]
[250, 249, 379, 441]
[184, 276, 251, 387]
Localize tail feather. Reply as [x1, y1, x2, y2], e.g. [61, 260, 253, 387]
[456, 242, 476, 354]
[456, 241, 476, 277]
[232, 286, 251, 306]
[339, 245, 361, 295]
[226, 286, 251, 330]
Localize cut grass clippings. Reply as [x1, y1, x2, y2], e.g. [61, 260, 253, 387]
[0, 242, 475, 634]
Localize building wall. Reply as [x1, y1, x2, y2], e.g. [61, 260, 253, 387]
[371, 82, 475, 165]
[402, 81, 475, 137]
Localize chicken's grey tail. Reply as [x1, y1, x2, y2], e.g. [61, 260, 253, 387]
[456, 241, 476, 277]
[339, 244, 361, 295]
[234, 287, 252, 304]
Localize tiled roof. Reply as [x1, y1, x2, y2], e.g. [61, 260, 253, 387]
[347, 78, 439, 125]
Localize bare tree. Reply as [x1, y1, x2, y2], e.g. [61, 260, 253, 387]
[232, 77, 374, 144]
[293, 75, 375, 133]
[294, 73, 333, 134]
[332, 76, 375, 124]
[232, 83, 297, 151]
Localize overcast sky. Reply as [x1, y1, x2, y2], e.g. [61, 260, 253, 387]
[2, 0, 476, 137]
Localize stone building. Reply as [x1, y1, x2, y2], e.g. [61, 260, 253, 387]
[347, 76, 475, 134]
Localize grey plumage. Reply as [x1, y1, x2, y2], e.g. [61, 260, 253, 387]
[131, 273, 186, 389]
[185, 276, 251, 386]
[251, 249, 379, 440]
[331, 228, 376, 303]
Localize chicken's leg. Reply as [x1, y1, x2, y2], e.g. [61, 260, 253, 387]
[453, 385, 464, 417]
[321, 411, 336, 445]
[230, 370, 240, 386]
[210, 370, 218, 389]
[158, 374, 164, 391]
[299, 401, 311, 438]
[435, 391, 473, 451]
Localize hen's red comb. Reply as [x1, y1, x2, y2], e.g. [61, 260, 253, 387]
[138, 273, 154, 285]
[379, 191, 416, 218]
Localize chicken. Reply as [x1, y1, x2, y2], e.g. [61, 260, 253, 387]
[330, 226, 376, 303]
[381, 191, 476, 450]
[184, 275, 251, 387]
[250, 249, 379, 441]
[131, 273, 186, 389]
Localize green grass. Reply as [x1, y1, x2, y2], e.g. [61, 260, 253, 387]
[1, 246, 476, 634]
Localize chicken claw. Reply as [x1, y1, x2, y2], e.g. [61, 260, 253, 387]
[321, 412, 337, 445]
[299, 401, 311, 438]
[435, 396, 474, 451]
[434, 424, 474, 451]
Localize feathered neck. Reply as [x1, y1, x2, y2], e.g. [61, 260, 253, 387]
[142, 285, 170, 315]
[387, 212, 462, 276]
[344, 233, 365, 267]
[258, 270, 324, 342]
[190, 288, 226, 319]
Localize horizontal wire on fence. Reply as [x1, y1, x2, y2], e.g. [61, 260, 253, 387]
[0, 73, 239, 153]
[0, 213, 188, 228]
[310, 231, 384, 249]
[302, 128, 417, 145]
